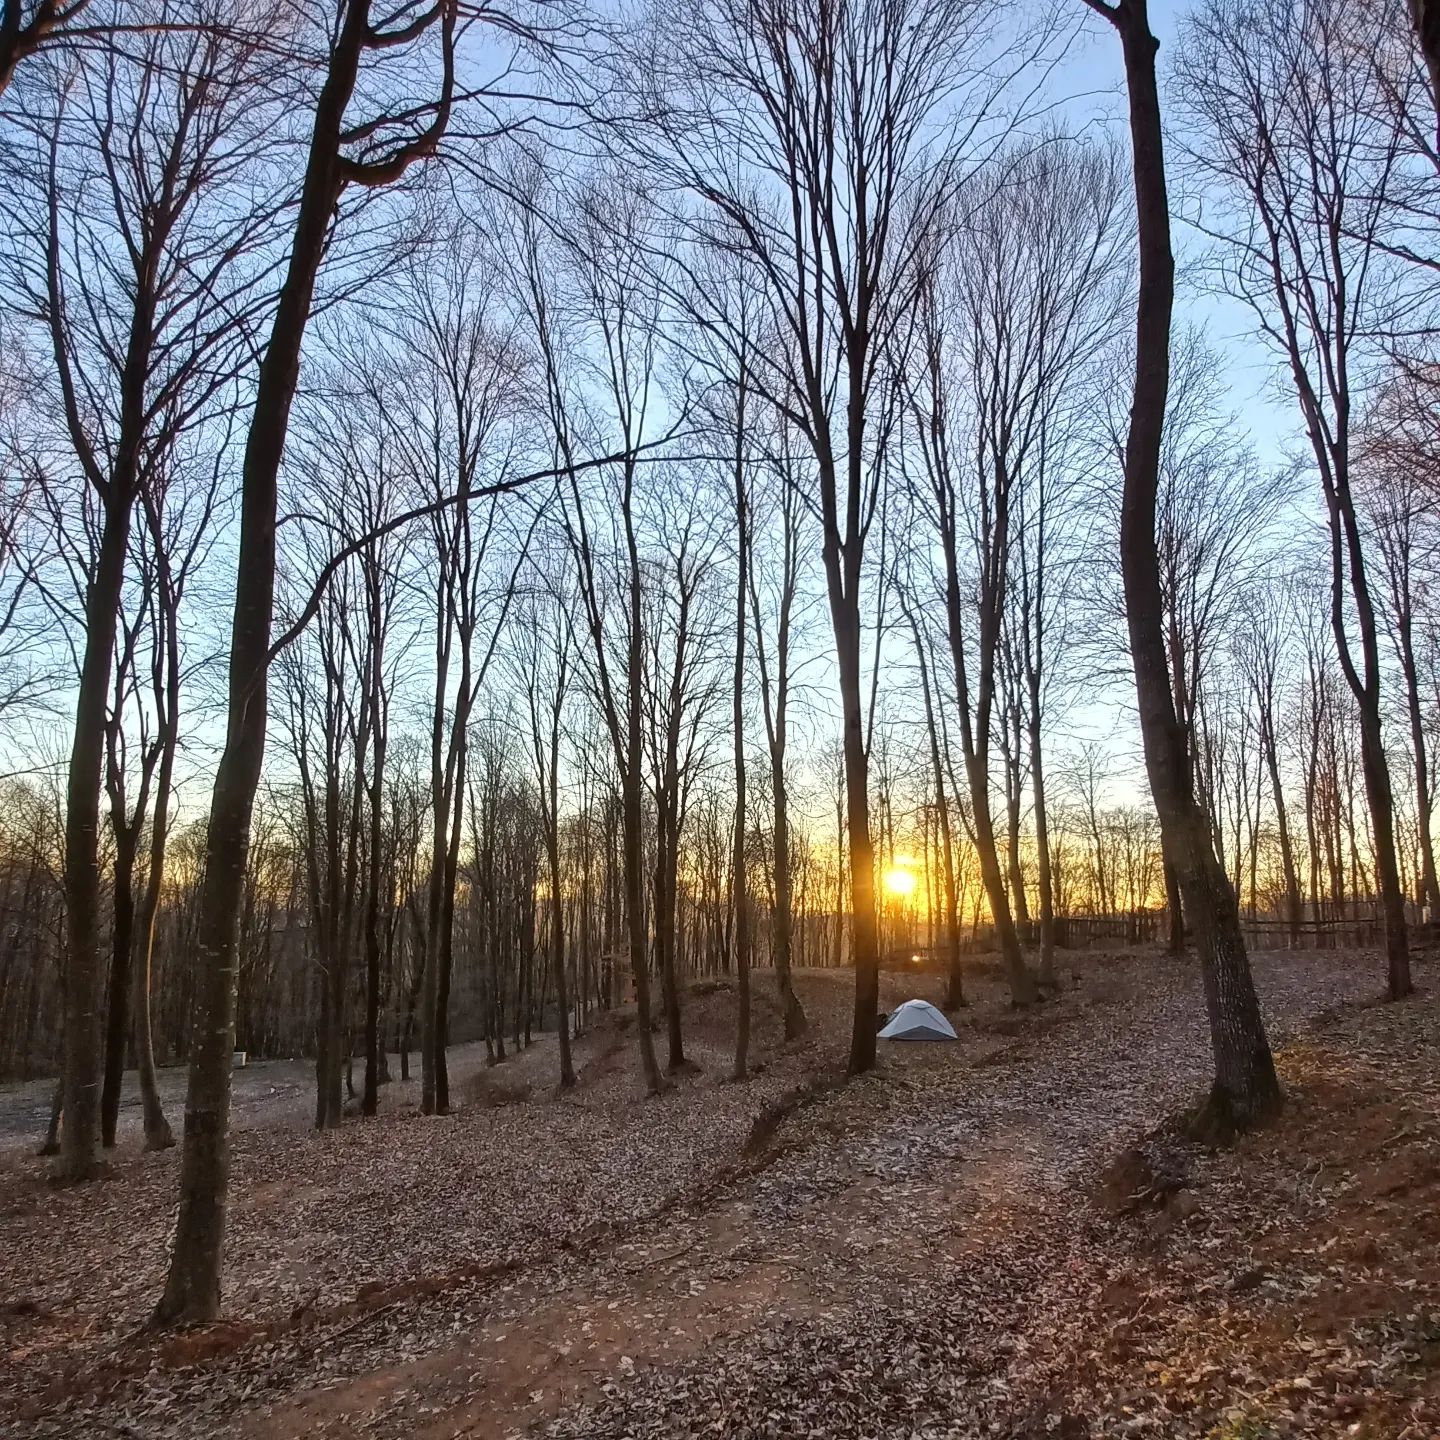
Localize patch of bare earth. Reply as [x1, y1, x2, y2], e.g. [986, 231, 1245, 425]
[3, 950, 1429, 1439]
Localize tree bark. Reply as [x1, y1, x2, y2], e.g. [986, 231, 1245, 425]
[132, 508, 179, 1152]
[1028, 708, 1057, 988]
[732, 426, 750, 1081]
[1396, 611, 1440, 917]
[99, 826, 137, 1148]
[1411, 0, 1440, 120]
[624, 489, 664, 1093]
[1162, 858, 1184, 952]
[541, 651, 575, 1088]
[1357, 708, 1412, 998]
[132, 764, 176, 1151]
[362, 710, 386, 1116]
[748, 476, 806, 1039]
[1003, 709, 1032, 935]
[59, 494, 131, 1180]
[1257, 697, 1303, 946]
[769, 776, 805, 1036]
[830, 595, 880, 1075]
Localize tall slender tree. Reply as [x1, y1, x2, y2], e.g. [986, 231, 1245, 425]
[157, 0, 465, 1324]
[1083, 0, 1280, 1133]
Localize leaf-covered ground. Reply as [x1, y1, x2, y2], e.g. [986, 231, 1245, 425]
[3, 949, 1437, 1438]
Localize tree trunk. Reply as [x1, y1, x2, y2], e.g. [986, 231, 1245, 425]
[400, 934, 422, 1083]
[100, 830, 138, 1148]
[39, 1079, 62, 1156]
[965, 749, 1037, 1006]
[1357, 706, 1413, 998]
[938, 521, 1035, 1007]
[1096, 0, 1279, 1134]
[831, 599, 879, 1075]
[909, 606, 965, 1009]
[832, 763, 845, 973]
[1029, 711, 1057, 988]
[733, 406, 751, 1080]
[154, 3, 371, 1324]
[656, 822, 685, 1071]
[1398, 616, 1440, 917]
[132, 816, 175, 1152]
[154, 663, 269, 1322]
[132, 531, 178, 1153]
[623, 765, 662, 1092]
[58, 494, 131, 1181]
[624, 479, 664, 1093]
[549, 833, 575, 1088]
[769, 777, 805, 1037]
[421, 845, 444, 1112]
[362, 725, 386, 1116]
[1004, 724, 1032, 934]
[1162, 858, 1184, 952]
[1260, 711, 1303, 946]
[435, 762, 464, 1114]
[1410, 0, 1440, 142]
[322, 920, 345, 1128]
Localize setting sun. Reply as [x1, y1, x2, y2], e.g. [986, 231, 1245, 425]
[883, 866, 918, 898]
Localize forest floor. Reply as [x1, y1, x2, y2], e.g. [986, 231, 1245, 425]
[3, 948, 1440, 1439]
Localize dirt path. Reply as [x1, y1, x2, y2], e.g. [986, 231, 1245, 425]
[4, 950, 1415, 1440]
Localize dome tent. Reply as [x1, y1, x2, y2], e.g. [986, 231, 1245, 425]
[877, 998, 957, 1042]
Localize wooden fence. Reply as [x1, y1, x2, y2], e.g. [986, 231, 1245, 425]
[1057, 910, 1390, 951]
[852, 904, 1411, 974]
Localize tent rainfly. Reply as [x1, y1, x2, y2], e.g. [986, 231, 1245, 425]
[877, 999, 958, 1042]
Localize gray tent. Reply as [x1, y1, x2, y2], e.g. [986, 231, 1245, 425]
[877, 998, 957, 1042]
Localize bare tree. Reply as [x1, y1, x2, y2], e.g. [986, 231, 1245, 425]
[1082, 331, 1286, 949]
[1083, 0, 1280, 1133]
[902, 141, 1124, 1001]
[95, 448, 217, 1151]
[354, 450, 404, 1118]
[980, 138, 1127, 990]
[897, 579, 966, 1008]
[746, 426, 811, 1038]
[1177, 0, 1415, 999]
[510, 171, 668, 1093]
[513, 558, 578, 1089]
[642, 498, 721, 1073]
[157, 0, 466, 1325]
[0, 0, 219, 96]
[672, 239, 811, 1038]
[729, 347, 752, 1079]
[643, 0, 1033, 1069]
[2, 7, 281, 1181]
[905, 229, 1033, 1006]
[0, 346, 55, 726]
[1357, 369, 1440, 915]
[1236, 584, 1306, 943]
[277, 560, 364, 1129]
[377, 241, 535, 1115]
